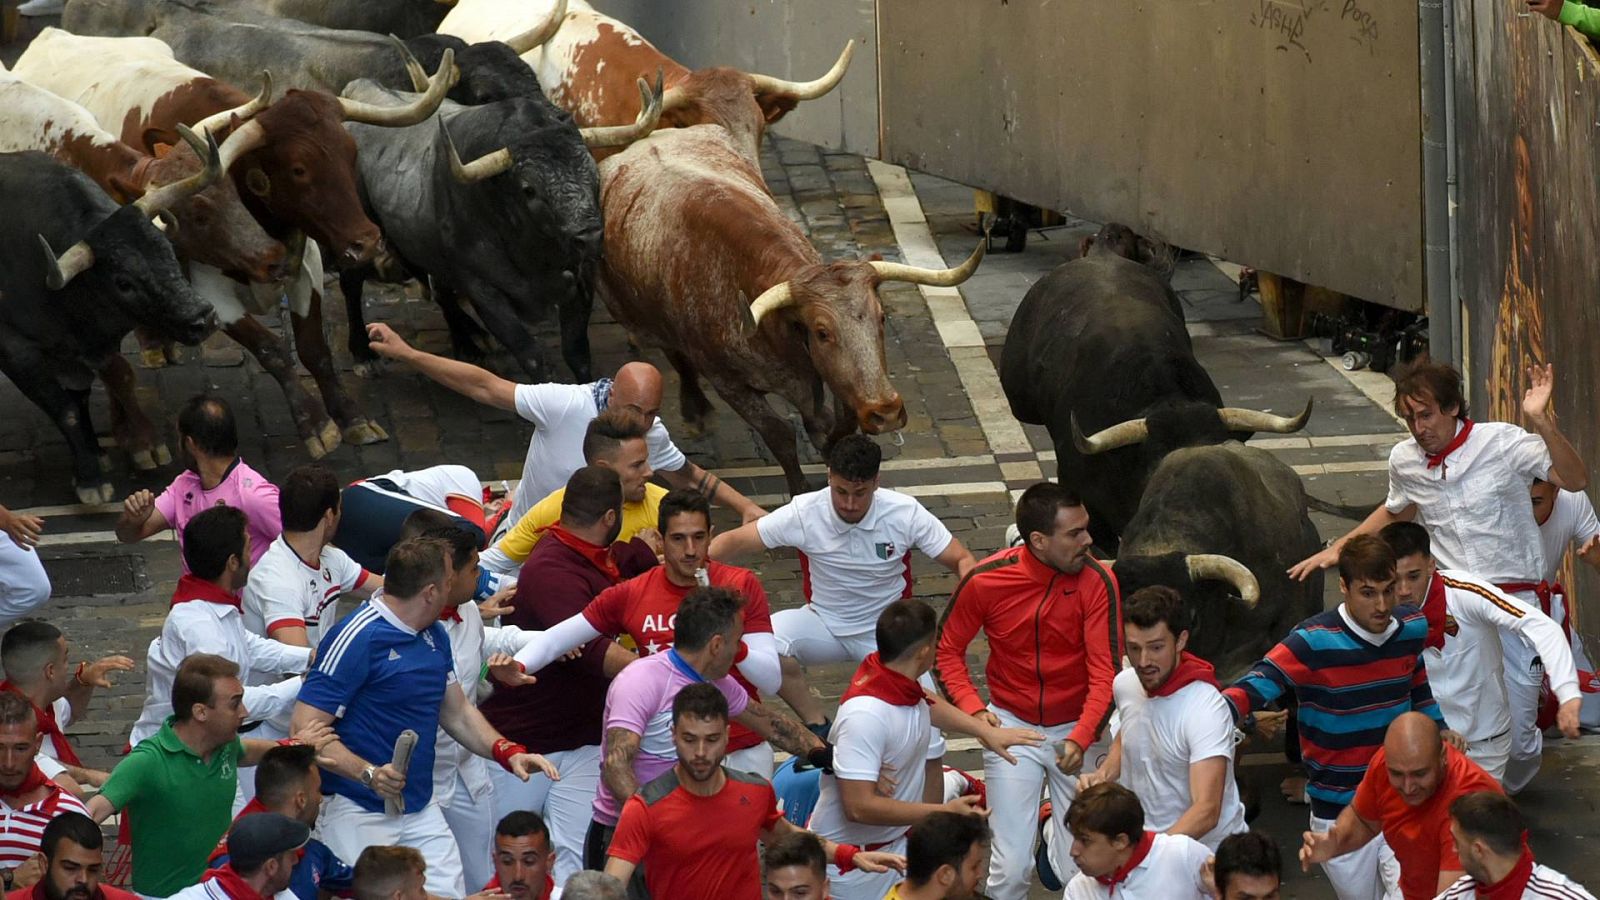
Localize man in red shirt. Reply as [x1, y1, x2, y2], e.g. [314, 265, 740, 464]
[482, 812, 556, 900]
[934, 482, 1119, 898]
[509, 490, 782, 775]
[6, 813, 139, 900]
[1300, 712, 1501, 900]
[603, 684, 903, 898]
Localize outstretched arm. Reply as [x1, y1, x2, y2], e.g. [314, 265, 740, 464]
[1524, 363, 1588, 490]
[366, 323, 518, 411]
[709, 521, 770, 561]
[658, 462, 766, 523]
[735, 700, 825, 757]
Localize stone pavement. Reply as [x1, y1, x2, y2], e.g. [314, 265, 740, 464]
[3, 127, 1597, 898]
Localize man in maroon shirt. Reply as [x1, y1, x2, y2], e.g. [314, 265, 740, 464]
[604, 684, 902, 898]
[6, 813, 139, 900]
[479, 466, 656, 885]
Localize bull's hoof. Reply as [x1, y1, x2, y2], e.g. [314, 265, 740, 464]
[343, 420, 390, 445]
[163, 344, 183, 365]
[76, 483, 114, 505]
[131, 449, 158, 471]
[154, 444, 172, 466]
[139, 348, 168, 369]
[681, 418, 714, 440]
[353, 358, 388, 379]
[305, 420, 344, 459]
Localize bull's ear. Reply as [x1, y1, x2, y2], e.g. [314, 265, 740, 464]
[245, 168, 271, 198]
[141, 128, 179, 155]
[1078, 234, 1096, 258]
[755, 91, 800, 125]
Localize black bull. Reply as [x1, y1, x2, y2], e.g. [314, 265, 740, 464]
[341, 82, 604, 382]
[0, 152, 216, 503]
[1109, 441, 1325, 679]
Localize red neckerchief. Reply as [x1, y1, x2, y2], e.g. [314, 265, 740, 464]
[1095, 831, 1156, 887]
[171, 573, 243, 611]
[840, 653, 928, 707]
[440, 605, 463, 623]
[201, 864, 268, 900]
[209, 798, 270, 864]
[483, 873, 554, 900]
[1475, 843, 1535, 900]
[544, 525, 621, 581]
[1423, 571, 1449, 650]
[0, 764, 53, 806]
[0, 682, 82, 767]
[1425, 418, 1473, 472]
[1149, 653, 1219, 698]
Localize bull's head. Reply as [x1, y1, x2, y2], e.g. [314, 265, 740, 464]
[135, 133, 287, 283]
[1072, 398, 1314, 463]
[656, 41, 855, 165]
[1080, 222, 1176, 282]
[739, 239, 986, 436]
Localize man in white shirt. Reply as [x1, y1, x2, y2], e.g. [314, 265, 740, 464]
[1290, 360, 1587, 792]
[131, 506, 313, 746]
[1379, 521, 1581, 787]
[711, 435, 975, 731]
[1530, 478, 1600, 728]
[363, 323, 764, 527]
[1079, 586, 1246, 851]
[1063, 782, 1212, 900]
[335, 464, 491, 574]
[807, 600, 988, 900]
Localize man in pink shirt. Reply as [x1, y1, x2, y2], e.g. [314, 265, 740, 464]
[115, 394, 281, 572]
[586, 586, 829, 870]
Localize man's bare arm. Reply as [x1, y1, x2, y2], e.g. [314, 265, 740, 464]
[933, 539, 976, 578]
[602, 727, 642, 806]
[366, 323, 518, 411]
[708, 521, 769, 561]
[734, 700, 823, 757]
[602, 857, 637, 885]
[1166, 757, 1228, 840]
[1288, 503, 1414, 580]
[658, 462, 765, 523]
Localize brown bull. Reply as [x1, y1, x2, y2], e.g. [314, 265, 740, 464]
[597, 125, 981, 494]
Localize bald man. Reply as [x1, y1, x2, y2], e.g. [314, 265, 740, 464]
[1299, 713, 1501, 900]
[365, 325, 765, 527]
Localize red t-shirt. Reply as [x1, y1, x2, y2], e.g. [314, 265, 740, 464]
[608, 767, 782, 900]
[9, 885, 141, 900]
[1351, 744, 1502, 900]
[585, 561, 773, 751]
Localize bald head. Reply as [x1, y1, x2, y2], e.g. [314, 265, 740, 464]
[1384, 712, 1446, 806]
[610, 363, 663, 419]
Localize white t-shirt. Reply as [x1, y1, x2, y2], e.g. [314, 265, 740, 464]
[808, 694, 941, 848]
[1063, 832, 1213, 900]
[37, 698, 72, 765]
[1437, 864, 1598, 899]
[1111, 669, 1246, 850]
[1539, 489, 1600, 583]
[1384, 421, 1552, 582]
[1423, 569, 1579, 741]
[368, 465, 482, 511]
[243, 536, 369, 649]
[510, 382, 686, 524]
[756, 488, 954, 635]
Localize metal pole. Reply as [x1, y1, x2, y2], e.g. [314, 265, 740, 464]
[1419, 0, 1458, 367]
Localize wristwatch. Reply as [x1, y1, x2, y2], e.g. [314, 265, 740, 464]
[361, 765, 376, 787]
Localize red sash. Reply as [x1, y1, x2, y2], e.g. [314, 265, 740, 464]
[544, 525, 621, 581]
[1148, 653, 1218, 698]
[171, 574, 243, 611]
[1474, 845, 1535, 900]
[1095, 830, 1155, 888]
[841, 653, 928, 707]
[1425, 418, 1473, 473]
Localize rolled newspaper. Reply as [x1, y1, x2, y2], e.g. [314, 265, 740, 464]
[385, 729, 418, 817]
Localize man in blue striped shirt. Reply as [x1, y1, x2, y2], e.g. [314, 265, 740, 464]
[1223, 535, 1460, 900]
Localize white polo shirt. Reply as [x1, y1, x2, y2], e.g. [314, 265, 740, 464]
[809, 693, 942, 849]
[1422, 569, 1579, 741]
[1111, 669, 1246, 850]
[509, 382, 686, 524]
[243, 536, 370, 648]
[756, 488, 954, 635]
[1384, 420, 1551, 582]
[1539, 489, 1600, 583]
[1063, 832, 1213, 900]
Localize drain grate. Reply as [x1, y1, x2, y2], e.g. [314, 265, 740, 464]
[40, 553, 147, 596]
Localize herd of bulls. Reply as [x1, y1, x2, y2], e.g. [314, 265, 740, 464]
[0, 0, 1323, 666]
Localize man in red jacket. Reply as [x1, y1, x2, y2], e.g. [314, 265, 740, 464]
[934, 482, 1120, 900]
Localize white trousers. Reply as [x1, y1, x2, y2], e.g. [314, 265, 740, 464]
[1465, 729, 1512, 785]
[1311, 812, 1400, 900]
[827, 835, 904, 900]
[443, 772, 498, 893]
[316, 793, 464, 898]
[983, 705, 1111, 900]
[772, 606, 876, 664]
[726, 742, 776, 780]
[0, 533, 50, 625]
[489, 744, 600, 886]
[1501, 589, 1546, 794]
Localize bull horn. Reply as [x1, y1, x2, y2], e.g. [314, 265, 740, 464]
[1071, 411, 1149, 456]
[869, 237, 985, 287]
[390, 35, 431, 92]
[746, 39, 856, 101]
[193, 70, 272, 140]
[1185, 554, 1260, 607]
[580, 73, 663, 148]
[216, 119, 269, 173]
[1218, 397, 1314, 435]
[440, 118, 513, 183]
[340, 48, 455, 127]
[502, 0, 567, 54]
[748, 281, 795, 326]
[134, 125, 222, 217]
[37, 234, 95, 291]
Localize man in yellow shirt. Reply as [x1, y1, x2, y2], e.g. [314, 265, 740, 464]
[482, 409, 665, 575]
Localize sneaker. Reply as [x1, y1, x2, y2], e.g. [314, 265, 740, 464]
[17, 0, 66, 15]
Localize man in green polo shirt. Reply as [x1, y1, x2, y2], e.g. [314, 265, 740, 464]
[86, 654, 328, 897]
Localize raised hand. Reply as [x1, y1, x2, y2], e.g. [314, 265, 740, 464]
[1523, 363, 1556, 423]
